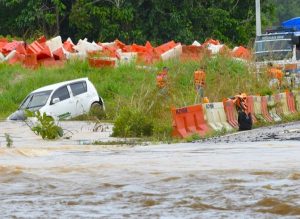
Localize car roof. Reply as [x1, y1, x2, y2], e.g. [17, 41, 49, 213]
[32, 78, 90, 93]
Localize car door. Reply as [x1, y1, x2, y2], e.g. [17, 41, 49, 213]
[48, 85, 75, 119]
[69, 81, 90, 116]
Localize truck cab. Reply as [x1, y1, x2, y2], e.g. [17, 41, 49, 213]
[254, 17, 300, 62]
[254, 31, 297, 61]
[254, 18, 300, 76]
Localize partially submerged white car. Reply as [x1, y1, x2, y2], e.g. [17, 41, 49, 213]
[8, 78, 105, 120]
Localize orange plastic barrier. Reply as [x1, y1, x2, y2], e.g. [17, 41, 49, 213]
[39, 58, 64, 68]
[2, 41, 22, 55]
[284, 64, 297, 71]
[27, 41, 52, 60]
[261, 96, 273, 122]
[88, 57, 116, 68]
[53, 47, 65, 60]
[37, 35, 47, 44]
[130, 44, 148, 53]
[0, 38, 8, 43]
[181, 45, 210, 60]
[232, 46, 251, 60]
[286, 91, 297, 113]
[246, 96, 257, 123]
[223, 99, 239, 128]
[172, 104, 209, 138]
[23, 54, 38, 69]
[203, 38, 220, 46]
[114, 39, 126, 50]
[63, 41, 75, 52]
[154, 41, 176, 56]
[7, 52, 25, 65]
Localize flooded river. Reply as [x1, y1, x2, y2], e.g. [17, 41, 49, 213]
[0, 122, 300, 218]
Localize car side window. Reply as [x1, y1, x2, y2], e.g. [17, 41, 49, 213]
[70, 81, 87, 96]
[51, 86, 70, 103]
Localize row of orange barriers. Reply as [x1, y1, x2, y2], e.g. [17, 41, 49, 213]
[1, 35, 251, 69]
[172, 91, 299, 138]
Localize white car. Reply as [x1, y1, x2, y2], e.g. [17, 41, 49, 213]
[8, 78, 105, 120]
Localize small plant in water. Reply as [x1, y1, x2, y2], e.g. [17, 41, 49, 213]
[25, 111, 63, 140]
[4, 133, 13, 148]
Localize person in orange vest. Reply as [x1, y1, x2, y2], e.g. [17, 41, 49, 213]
[194, 68, 206, 102]
[156, 67, 168, 93]
[231, 93, 252, 131]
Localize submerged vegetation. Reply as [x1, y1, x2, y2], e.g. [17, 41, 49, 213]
[0, 55, 286, 140]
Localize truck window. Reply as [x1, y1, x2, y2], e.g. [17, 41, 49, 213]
[51, 86, 70, 103]
[70, 81, 87, 96]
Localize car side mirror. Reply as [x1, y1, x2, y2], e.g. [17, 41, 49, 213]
[52, 97, 60, 104]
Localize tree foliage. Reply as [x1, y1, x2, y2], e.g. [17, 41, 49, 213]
[0, 0, 277, 45]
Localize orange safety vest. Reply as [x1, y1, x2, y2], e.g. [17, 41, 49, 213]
[235, 96, 248, 112]
[268, 67, 283, 86]
[194, 70, 206, 86]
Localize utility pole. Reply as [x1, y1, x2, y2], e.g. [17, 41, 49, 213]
[256, 0, 262, 36]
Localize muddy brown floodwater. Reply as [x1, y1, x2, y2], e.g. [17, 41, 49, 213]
[0, 121, 300, 218]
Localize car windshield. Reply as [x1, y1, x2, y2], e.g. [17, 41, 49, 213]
[19, 90, 52, 110]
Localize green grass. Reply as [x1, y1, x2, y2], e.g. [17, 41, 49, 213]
[0, 54, 279, 140]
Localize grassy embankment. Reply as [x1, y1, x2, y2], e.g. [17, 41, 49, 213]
[0, 55, 296, 141]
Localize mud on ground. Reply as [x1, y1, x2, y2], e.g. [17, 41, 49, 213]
[202, 121, 300, 144]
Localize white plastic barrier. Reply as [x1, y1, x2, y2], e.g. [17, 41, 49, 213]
[0, 52, 4, 62]
[161, 44, 182, 61]
[66, 37, 74, 45]
[293, 90, 300, 111]
[101, 42, 116, 47]
[192, 40, 201, 46]
[267, 95, 281, 122]
[207, 44, 224, 54]
[66, 52, 86, 60]
[277, 92, 290, 116]
[4, 50, 16, 61]
[73, 39, 102, 55]
[253, 96, 266, 122]
[119, 52, 137, 64]
[204, 102, 233, 131]
[46, 36, 63, 53]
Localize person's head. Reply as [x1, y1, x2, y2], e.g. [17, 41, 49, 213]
[240, 93, 247, 101]
[162, 66, 169, 73]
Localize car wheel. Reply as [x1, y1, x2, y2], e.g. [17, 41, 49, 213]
[90, 102, 105, 119]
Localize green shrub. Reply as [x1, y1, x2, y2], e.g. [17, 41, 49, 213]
[185, 133, 201, 142]
[112, 108, 153, 137]
[259, 87, 273, 96]
[152, 121, 173, 141]
[26, 111, 63, 140]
